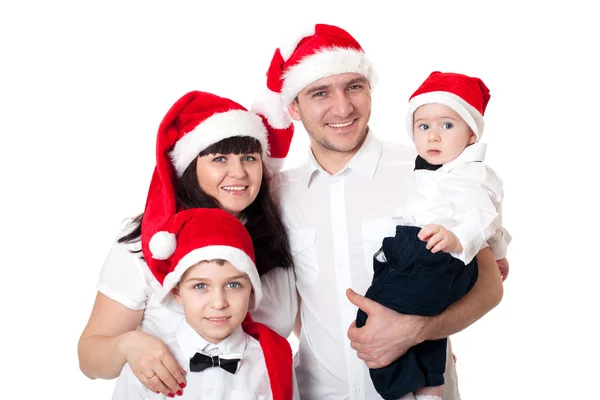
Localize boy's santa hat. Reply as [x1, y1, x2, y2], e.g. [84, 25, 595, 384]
[149, 207, 262, 309]
[406, 71, 491, 142]
[150, 208, 294, 400]
[252, 23, 376, 131]
[141, 91, 293, 283]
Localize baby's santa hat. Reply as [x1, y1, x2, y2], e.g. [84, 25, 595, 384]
[252, 23, 376, 135]
[149, 207, 262, 309]
[406, 71, 491, 142]
[141, 91, 293, 283]
[150, 208, 293, 400]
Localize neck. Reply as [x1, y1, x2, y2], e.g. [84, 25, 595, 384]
[310, 128, 368, 175]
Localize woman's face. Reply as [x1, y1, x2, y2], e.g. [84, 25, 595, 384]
[195, 152, 263, 217]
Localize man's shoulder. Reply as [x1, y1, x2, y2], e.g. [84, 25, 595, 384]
[378, 140, 417, 167]
[270, 162, 310, 193]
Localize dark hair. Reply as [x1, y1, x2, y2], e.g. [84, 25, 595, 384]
[119, 136, 293, 276]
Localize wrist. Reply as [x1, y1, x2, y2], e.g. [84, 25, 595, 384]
[117, 330, 137, 362]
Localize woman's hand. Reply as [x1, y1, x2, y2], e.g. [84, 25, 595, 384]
[120, 330, 186, 397]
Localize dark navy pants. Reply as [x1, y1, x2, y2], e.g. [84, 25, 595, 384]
[356, 225, 478, 399]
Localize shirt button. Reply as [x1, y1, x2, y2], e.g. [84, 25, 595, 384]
[344, 300, 350, 307]
[207, 387, 214, 394]
[353, 388, 360, 394]
[339, 262, 345, 268]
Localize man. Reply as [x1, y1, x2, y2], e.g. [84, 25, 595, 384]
[252, 24, 503, 400]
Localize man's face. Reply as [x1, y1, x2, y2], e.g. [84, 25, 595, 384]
[288, 73, 372, 157]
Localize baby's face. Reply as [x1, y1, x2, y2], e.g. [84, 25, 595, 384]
[173, 260, 252, 344]
[412, 103, 476, 165]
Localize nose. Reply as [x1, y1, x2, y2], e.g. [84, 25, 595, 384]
[330, 91, 354, 117]
[210, 288, 228, 310]
[228, 157, 247, 178]
[427, 128, 441, 143]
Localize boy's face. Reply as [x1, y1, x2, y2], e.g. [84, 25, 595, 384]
[172, 260, 253, 344]
[288, 73, 372, 157]
[413, 103, 477, 165]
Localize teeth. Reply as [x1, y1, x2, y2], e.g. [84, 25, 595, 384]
[222, 186, 246, 191]
[328, 121, 353, 128]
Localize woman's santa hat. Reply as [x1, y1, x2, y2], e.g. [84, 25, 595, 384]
[252, 23, 377, 130]
[406, 71, 491, 142]
[149, 208, 293, 400]
[141, 91, 293, 283]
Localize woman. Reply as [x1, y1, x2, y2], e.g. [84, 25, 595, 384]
[78, 91, 297, 397]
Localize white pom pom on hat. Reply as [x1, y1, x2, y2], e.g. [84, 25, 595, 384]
[149, 231, 177, 260]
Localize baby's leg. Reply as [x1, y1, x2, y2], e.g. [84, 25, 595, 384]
[414, 385, 442, 399]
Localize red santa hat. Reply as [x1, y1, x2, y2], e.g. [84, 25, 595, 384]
[141, 91, 293, 284]
[149, 207, 263, 309]
[406, 71, 491, 142]
[252, 23, 376, 133]
[242, 313, 293, 400]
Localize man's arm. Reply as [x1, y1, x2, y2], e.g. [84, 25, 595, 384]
[347, 247, 503, 368]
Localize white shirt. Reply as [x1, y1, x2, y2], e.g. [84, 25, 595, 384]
[395, 142, 510, 264]
[271, 132, 461, 400]
[112, 320, 272, 400]
[97, 232, 297, 341]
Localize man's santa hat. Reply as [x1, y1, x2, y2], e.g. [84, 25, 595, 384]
[406, 71, 491, 142]
[252, 23, 377, 130]
[141, 91, 293, 283]
[148, 208, 293, 400]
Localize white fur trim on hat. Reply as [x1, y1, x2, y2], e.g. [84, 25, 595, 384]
[406, 91, 485, 142]
[169, 110, 268, 177]
[159, 245, 263, 310]
[149, 231, 177, 260]
[251, 86, 292, 130]
[281, 47, 376, 106]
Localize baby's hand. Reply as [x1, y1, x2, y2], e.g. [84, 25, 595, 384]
[418, 224, 463, 254]
[496, 257, 509, 281]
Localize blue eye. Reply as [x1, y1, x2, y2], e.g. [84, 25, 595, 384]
[442, 122, 453, 129]
[193, 283, 207, 290]
[213, 156, 226, 163]
[313, 91, 326, 97]
[227, 282, 241, 289]
[348, 84, 363, 91]
[243, 155, 256, 162]
[418, 123, 430, 131]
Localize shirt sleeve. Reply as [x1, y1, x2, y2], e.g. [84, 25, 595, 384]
[98, 228, 148, 310]
[251, 266, 297, 338]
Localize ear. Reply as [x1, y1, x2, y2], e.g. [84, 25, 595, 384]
[171, 286, 183, 305]
[287, 100, 301, 121]
[468, 129, 477, 145]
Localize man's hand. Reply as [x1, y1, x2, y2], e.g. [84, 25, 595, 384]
[418, 224, 463, 253]
[346, 288, 427, 369]
[496, 257, 509, 281]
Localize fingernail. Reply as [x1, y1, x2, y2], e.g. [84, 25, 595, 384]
[177, 390, 183, 396]
[179, 382, 186, 389]
[168, 394, 175, 398]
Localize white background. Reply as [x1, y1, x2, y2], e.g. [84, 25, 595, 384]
[1, 1, 599, 398]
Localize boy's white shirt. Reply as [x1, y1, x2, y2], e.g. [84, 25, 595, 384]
[394, 142, 510, 264]
[112, 319, 275, 400]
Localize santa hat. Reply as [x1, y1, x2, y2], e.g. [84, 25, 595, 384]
[149, 208, 263, 310]
[141, 91, 293, 284]
[242, 313, 293, 400]
[252, 23, 376, 135]
[406, 71, 491, 142]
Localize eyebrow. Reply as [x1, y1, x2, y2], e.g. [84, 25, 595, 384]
[184, 274, 249, 283]
[414, 115, 460, 123]
[303, 77, 369, 96]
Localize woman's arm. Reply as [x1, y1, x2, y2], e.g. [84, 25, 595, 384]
[78, 292, 185, 396]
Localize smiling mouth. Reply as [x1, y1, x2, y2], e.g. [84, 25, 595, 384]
[221, 186, 247, 192]
[327, 120, 355, 128]
[205, 317, 231, 323]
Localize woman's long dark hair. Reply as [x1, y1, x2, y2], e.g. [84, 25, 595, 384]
[119, 136, 293, 276]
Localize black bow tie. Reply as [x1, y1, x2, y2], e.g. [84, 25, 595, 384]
[189, 352, 240, 374]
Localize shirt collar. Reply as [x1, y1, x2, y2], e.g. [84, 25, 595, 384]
[440, 142, 487, 172]
[303, 129, 382, 188]
[176, 318, 247, 360]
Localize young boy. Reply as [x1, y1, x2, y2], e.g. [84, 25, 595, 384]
[356, 71, 510, 400]
[112, 208, 295, 400]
